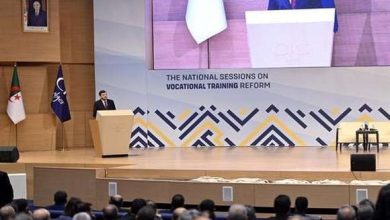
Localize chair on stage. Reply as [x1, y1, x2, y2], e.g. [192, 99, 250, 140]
[335, 122, 363, 152]
[367, 121, 390, 152]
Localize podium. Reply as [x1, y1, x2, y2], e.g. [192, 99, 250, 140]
[89, 110, 134, 157]
[245, 8, 335, 68]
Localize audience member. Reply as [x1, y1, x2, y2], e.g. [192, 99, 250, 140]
[136, 206, 155, 220]
[11, 199, 30, 215]
[228, 204, 247, 220]
[268, 194, 291, 220]
[178, 210, 200, 220]
[287, 216, 303, 220]
[337, 205, 356, 220]
[59, 197, 82, 220]
[15, 213, 33, 220]
[172, 208, 186, 220]
[294, 196, 321, 220]
[199, 199, 215, 220]
[73, 212, 91, 220]
[0, 205, 16, 220]
[373, 183, 390, 220]
[47, 191, 68, 211]
[32, 209, 50, 220]
[109, 195, 126, 212]
[245, 205, 256, 220]
[171, 195, 185, 212]
[129, 198, 146, 220]
[0, 171, 14, 208]
[103, 205, 119, 220]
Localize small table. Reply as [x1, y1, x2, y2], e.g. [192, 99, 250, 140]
[355, 129, 379, 152]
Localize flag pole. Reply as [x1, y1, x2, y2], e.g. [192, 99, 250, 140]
[61, 121, 65, 151]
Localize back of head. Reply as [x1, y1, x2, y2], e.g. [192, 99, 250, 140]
[172, 207, 187, 220]
[109, 195, 124, 209]
[12, 199, 29, 214]
[54, 191, 68, 205]
[171, 194, 185, 211]
[228, 204, 248, 220]
[337, 205, 356, 220]
[199, 199, 215, 219]
[131, 198, 147, 215]
[15, 213, 33, 220]
[178, 209, 200, 220]
[64, 197, 82, 217]
[32, 208, 51, 220]
[103, 204, 118, 220]
[245, 205, 256, 220]
[72, 212, 91, 220]
[274, 195, 291, 217]
[294, 197, 308, 214]
[288, 215, 304, 220]
[136, 206, 156, 220]
[0, 205, 16, 220]
[374, 183, 390, 220]
[357, 204, 374, 220]
[145, 200, 157, 212]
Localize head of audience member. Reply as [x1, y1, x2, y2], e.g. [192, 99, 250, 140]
[131, 198, 147, 215]
[15, 213, 33, 220]
[337, 205, 356, 220]
[357, 204, 374, 220]
[72, 212, 91, 220]
[32, 208, 50, 220]
[103, 205, 118, 220]
[274, 195, 291, 218]
[359, 199, 375, 210]
[172, 208, 186, 220]
[171, 195, 185, 211]
[109, 195, 124, 210]
[287, 215, 304, 220]
[374, 183, 390, 220]
[11, 199, 30, 215]
[75, 202, 92, 216]
[294, 197, 308, 215]
[54, 191, 68, 206]
[64, 197, 82, 217]
[145, 200, 157, 213]
[178, 209, 200, 220]
[0, 205, 16, 220]
[136, 205, 156, 220]
[199, 199, 215, 220]
[244, 205, 256, 220]
[228, 204, 247, 220]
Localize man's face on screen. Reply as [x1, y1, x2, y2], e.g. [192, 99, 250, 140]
[100, 92, 108, 100]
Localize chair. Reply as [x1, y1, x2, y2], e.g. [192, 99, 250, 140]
[367, 121, 390, 152]
[336, 122, 363, 152]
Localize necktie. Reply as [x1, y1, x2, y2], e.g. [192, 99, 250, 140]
[104, 100, 107, 109]
[291, 0, 296, 9]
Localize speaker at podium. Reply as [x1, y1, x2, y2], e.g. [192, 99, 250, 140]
[89, 110, 134, 157]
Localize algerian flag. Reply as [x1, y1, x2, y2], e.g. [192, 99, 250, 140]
[185, 0, 227, 44]
[7, 66, 26, 124]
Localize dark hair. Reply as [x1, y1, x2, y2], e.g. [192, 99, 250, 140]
[245, 205, 256, 220]
[131, 198, 147, 215]
[199, 199, 215, 219]
[358, 204, 374, 220]
[374, 184, 390, 220]
[295, 196, 308, 214]
[99, 90, 107, 96]
[274, 195, 291, 217]
[11, 199, 29, 214]
[109, 195, 124, 209]
[54, 191, 68, 205]
[171, 194, 185, 211]
[64, 197, 82, 217]
[136, 206, 156, 220]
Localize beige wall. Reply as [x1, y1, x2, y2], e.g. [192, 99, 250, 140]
[0, 0, 95, 150]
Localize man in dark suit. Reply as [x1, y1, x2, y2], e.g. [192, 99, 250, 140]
[268, 0, 322, 10]
[93, 90, 116, 118]
[0, 171, 14, 208]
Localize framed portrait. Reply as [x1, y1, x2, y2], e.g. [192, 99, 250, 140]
[22, 0, 49, 32]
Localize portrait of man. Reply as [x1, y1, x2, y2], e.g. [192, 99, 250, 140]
[23, 0, 49, 32]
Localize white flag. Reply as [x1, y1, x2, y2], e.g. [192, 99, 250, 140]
[185, 0, 227, 44]
[7, 66, 26, 124]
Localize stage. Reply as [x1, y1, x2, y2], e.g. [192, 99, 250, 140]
[8, 146, 390, 181]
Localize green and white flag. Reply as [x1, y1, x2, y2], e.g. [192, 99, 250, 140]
[7, 66, 26, 124]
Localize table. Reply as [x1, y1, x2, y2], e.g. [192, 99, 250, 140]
[355, 129, 379, 152]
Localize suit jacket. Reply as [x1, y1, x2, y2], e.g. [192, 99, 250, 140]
[268, 0, 338, 32]
[0, 171, 14, 207]
[93, 99, 116, 118]
[27, 10, 47, 27]
[268, 0, 322, 10]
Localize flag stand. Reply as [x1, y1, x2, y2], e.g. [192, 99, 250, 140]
[57, 120, 68, 151]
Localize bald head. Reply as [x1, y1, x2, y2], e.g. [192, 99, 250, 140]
[32, 209, 50, 220]
[0, 205, 16, 220]
[228, 204, 248, 220]
[103, 204, 118, 220]
[337, 205, 356, 220]
[173, 207, 187, 220]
